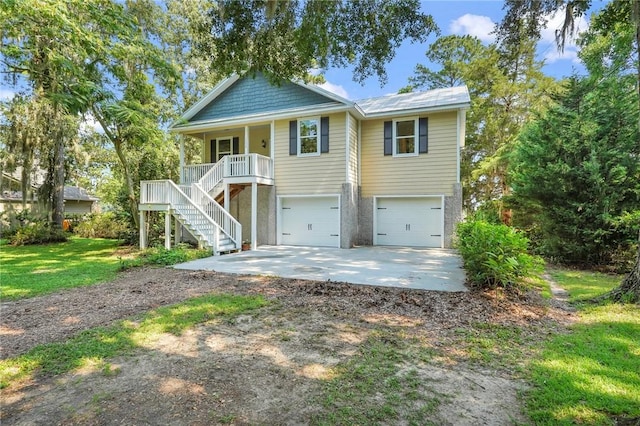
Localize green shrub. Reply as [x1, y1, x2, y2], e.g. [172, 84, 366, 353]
[73, 212, 130, 239]
[456, 219, 543, 289]
[119, 245, 210, 270]
[11, 222, 67, 246]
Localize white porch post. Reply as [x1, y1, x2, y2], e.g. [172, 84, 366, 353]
[251, 182, 257, 250]
[179, 136, 185, 183]
[164, 212, 171, 250]
[244, 126, 250, 154]
[139, 211, 147, 249]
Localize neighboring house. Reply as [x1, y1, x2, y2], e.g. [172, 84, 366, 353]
[0, 172, 99, 215]
[139, 72, 469, 254]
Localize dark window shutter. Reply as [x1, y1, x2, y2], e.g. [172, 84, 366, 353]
[383, 121, 392, 156]
[232, 137, 240, 154]
[210, 139, 217, 162]
[320, 116, 329, 153]
[289, 120, 297, 155]
[419, 117, 428, 153]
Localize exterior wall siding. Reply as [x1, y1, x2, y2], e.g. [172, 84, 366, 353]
[360, 111, 459, 197]
[273, 112, 346, 195]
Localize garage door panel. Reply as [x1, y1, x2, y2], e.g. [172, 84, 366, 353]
[280, 196, 340, 247]
[376, 197, 442, 248]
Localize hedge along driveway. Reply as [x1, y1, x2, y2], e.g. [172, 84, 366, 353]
[0, 238, 122, 300]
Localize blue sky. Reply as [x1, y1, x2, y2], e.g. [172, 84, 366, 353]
[320, 0, 601, 100]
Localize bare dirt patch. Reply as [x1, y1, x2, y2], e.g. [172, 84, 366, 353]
[1, 267, 573, 425]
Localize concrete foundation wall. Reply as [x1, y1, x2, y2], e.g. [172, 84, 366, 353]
[443, 182, 463, 249]
[340, 183, 359, 248]
[232, 185, 274, 245]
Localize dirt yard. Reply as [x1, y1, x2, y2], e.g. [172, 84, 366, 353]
[1, 267, 573, 425]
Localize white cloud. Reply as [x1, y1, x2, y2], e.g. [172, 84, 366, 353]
[450, 14, 496, 43]
[0, 88, 15, 100]
[539, 7, 589, 64]
[318, 81, 350, 100]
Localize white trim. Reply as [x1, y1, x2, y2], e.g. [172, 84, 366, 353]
[360, 103, 471, 120]
[171, 103, 349, 134]
[345, 111, 351, 183]
[215, 136, 234, 161]
[276, 194, 341, 247]
[270, 119, 275, 162]
[456, 110, 462, 183]
[392, 116, 419, 157]
[244, 126, 250, 154]
[357, 119, 362, 186]
[297, 116, 321, 157]
[373, 195, 445, 248]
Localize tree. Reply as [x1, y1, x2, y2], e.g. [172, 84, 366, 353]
[499, 0, 640, 302]
[403, 35, 557, 214]
[187, 0, 437, 86]
[509, 76, 640, 266]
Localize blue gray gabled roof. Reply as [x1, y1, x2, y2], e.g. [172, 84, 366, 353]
[355, 86, 470, 117]
[172, 74, 469, 131]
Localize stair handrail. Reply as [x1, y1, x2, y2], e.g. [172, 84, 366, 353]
[165, 180, 220, 249]
[191, 183, 242, 249]
[198, 159, 225, 194]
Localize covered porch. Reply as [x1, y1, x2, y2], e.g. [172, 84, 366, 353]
[140, 122, 276, 254]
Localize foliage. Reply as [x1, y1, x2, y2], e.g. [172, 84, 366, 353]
[191, 0, 437, 86]
[0, 237, 122, 300]
[403, 35, 558, 212]
[526, 269, 640, 424]
[119, 245, 210, 270]
[73, 212, 130, 239]
[10, 221, 67, 246]
[0, 294, 267, 389]
[456, 219, 543, 289]
[509, 76, 640, 266]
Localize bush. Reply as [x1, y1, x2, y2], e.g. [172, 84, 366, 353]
[119, 245, 210, 270]
[73, 212, 130, 239]
[456, 219, 543, 289]
[11, 221, 67, 246]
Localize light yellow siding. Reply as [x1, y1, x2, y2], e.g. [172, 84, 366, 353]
[360, 111, 458, 197]
[348, 113, 358, 186]
[200, 125, 271, 162]
[274, 112, 346, 195]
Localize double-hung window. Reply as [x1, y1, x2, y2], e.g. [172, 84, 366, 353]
[393, 118, 418, 156]
[298, 117, 320, 156]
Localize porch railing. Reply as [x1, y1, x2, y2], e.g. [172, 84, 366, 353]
[182, 163, 216, 184]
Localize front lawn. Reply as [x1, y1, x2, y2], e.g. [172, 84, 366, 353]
[526, 269, 640, 425]
[0, 237, 123, 300]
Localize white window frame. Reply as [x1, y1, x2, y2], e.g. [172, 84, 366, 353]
[392, 117, 419, 157]
[297, 116, 321, 157]
[216, 136, 234, 161]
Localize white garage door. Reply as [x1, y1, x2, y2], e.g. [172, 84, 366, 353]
[280, 196, 340, 247]
[375, 197, 443, 248]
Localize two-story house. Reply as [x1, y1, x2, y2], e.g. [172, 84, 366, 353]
[139, 73, 469, 254]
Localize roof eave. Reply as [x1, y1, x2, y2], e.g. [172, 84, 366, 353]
[360, 102, 471, 119]
[170, 103, 352, 134]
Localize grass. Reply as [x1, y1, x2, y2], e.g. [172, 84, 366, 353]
[526, 269, 640, 425]
[0, 238, 211, 300]
[0, 237, 123, 300]
[0, 294, 267, 389]
[314, 331, 441, 425]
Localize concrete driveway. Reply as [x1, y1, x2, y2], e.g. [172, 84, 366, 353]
[174, 246, 468, 292]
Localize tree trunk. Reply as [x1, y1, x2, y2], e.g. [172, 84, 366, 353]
[114, 139, 139, 229]
[51, 124, 65, 228]
[597, 233, 640, 304]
